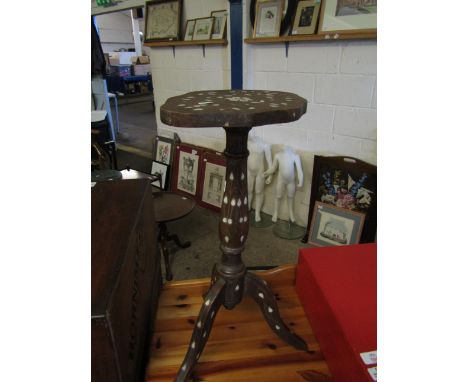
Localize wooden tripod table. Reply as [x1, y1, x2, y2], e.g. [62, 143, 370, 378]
[160, 90, 308, 382]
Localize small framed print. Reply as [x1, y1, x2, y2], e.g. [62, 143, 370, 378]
[318, 0, 377, 35]
[153, 135, 174, 165]
[199, 151, 227, 212]
[151, 160, 170, 190]
[193, 17, 215, 41]
[172, 144, 202, 197]
[291, 0, 321, 35]
[210, 10, 228, 40]
[308, 202, 365, 247]
[253, 0, 284, 38]
[184, 19, 196, 41]
[144, 0, 182, 42]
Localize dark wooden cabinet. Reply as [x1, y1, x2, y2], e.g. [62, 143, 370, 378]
[92, 179, 162, 382]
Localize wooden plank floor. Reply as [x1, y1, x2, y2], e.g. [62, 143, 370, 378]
[145, 265, 332, 382]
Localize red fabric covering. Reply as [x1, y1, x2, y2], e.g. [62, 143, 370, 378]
[296, 243, 377, 382]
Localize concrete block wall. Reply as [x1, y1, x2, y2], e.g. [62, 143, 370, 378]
[149, 1, 377, 227]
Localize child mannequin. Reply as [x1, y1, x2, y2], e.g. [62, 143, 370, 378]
[264, 146, 303, 223]
[247, 134, 273, 222]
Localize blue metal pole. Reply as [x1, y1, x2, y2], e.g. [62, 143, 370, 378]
[229, 0, 243, 90]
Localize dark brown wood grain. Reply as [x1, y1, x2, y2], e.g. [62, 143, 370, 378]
[152, 192, 196, 224]
[160, 90, 307, 128]
[92, 180, 162, 382]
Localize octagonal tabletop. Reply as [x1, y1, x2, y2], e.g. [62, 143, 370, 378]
[160, 90, 307, 128]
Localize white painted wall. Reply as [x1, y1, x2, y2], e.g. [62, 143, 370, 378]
[150, 0, 376, 227]
[95, 11, 135, 53]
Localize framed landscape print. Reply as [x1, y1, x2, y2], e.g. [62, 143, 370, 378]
[318, 0, 377, 34]
[308, 202, 365, 247]
[193, 17, 214, 41]
[198, 151, 227, 212]
[291, 0, 321, 35]
[184, 19, 196, 41]
[172, 144, 202, 197]
[210, 10, 228, 40]
[151, 160, 170, 190]
[303, 156, 377, 244]
[253, 0, 284, 38]
[144, 0, 182, 42]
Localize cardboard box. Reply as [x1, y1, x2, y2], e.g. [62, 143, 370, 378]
[132, 64, 151, 76]
[108, 52, 137, 65]
[296, 244, 377, 382]
[131, 55, 150, 65]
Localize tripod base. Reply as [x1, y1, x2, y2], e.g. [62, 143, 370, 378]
[174, 269, 308, 382]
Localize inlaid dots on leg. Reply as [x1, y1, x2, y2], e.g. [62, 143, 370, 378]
[211, 311, 215, 318]
[222, 217, 227, 223]
[239, 217, 244, 223]
[235, 285, 240, 291]
[231, 199, 236, 206]
[223, 196, 228, 204]
[241, 172, 245, 180]
[268, 307, 274, 313]
[244, 215, 248, 222]
[203, 332, 207, 338]
[197, 321, 202, 328]
[224, 236, 229, 243]
[191, 341, 196, 349]
[228, 218, 232, 225]
[275, 325, 281, 330]
[205, 299, 211, 306]
[244, 196, 248, 205]
[181, 364, 187, 372]
[258, 292, 264, 299]
[237, 199, 242, 207]
[240, 235, 244, 243]
[229, 172, 234, 181]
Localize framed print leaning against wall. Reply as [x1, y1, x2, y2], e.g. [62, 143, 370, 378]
[144, 0, 182, 42]
[193, 17, 215, 41]
[172, 144, 202, 198]
[318, 0, 376, 35]
[308, 202, 365, 247]
[198, 151, 227, 212]
[291, 0, 321, 35]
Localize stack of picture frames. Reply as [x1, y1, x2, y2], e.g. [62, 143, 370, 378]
[303, 156, 377, 247]
[152, 135, 228, 213]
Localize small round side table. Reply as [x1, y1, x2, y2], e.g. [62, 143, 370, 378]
[152, 192, 196, 281]
[160, 89, 308, 382]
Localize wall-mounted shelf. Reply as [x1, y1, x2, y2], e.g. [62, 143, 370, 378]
[144, 39, 228, 47]
[144, 39, 228, 58]
[245, 32, 375, 57]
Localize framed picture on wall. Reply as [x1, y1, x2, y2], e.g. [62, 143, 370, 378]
[210, 10, 228, 40]
[198, 151, 227, 212]
[291, 0, 321, 35]
[151, 160, 170, 190]
[193, 17, 215, 41]
[318, 0, 377, 35]
[184, 19, 196, 41]
[302, 155, 377, 244]
[253, 0, 285, 38]
[308, 202, 365, 247]
[144, 0, 182, 42]
[172, 144, 202, 197]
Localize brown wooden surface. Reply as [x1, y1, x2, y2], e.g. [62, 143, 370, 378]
[144, 39, 228, 47]
[153, 192, 196, 223]
[92, 179, 162, 382]
[145, 265, 332, 382]
[244, 31, 376, 44]
[160, 90, 307, 128]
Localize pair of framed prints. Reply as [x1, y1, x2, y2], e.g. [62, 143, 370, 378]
[184, 10, 227, 41]
[305, 155, 377, 247]
[251, 0, 376, 38]
[172, 144, 227, 212]
[151, 135, 176, 190]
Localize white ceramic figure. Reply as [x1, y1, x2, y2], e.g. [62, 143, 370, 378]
[247, 134, 273, 222]
[264, 146, 304, 223]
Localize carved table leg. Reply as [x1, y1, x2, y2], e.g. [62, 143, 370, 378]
[244, 272, 308, 351]
[174, 278, 226, 382]
[158, 223, 173, 281]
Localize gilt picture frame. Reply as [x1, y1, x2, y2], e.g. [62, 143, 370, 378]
[253, 0, 284, 38]
[291, 0, 321, 35]
[192, 17, 215, 41]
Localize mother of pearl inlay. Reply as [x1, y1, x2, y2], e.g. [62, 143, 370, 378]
[223, 196, 228, 204]
[231, 199, 236, 206]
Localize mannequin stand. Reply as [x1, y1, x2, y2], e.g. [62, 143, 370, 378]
[160, 90, 309, 382]
[249, 210, 274, 228]
[273, 219, 306, 240]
